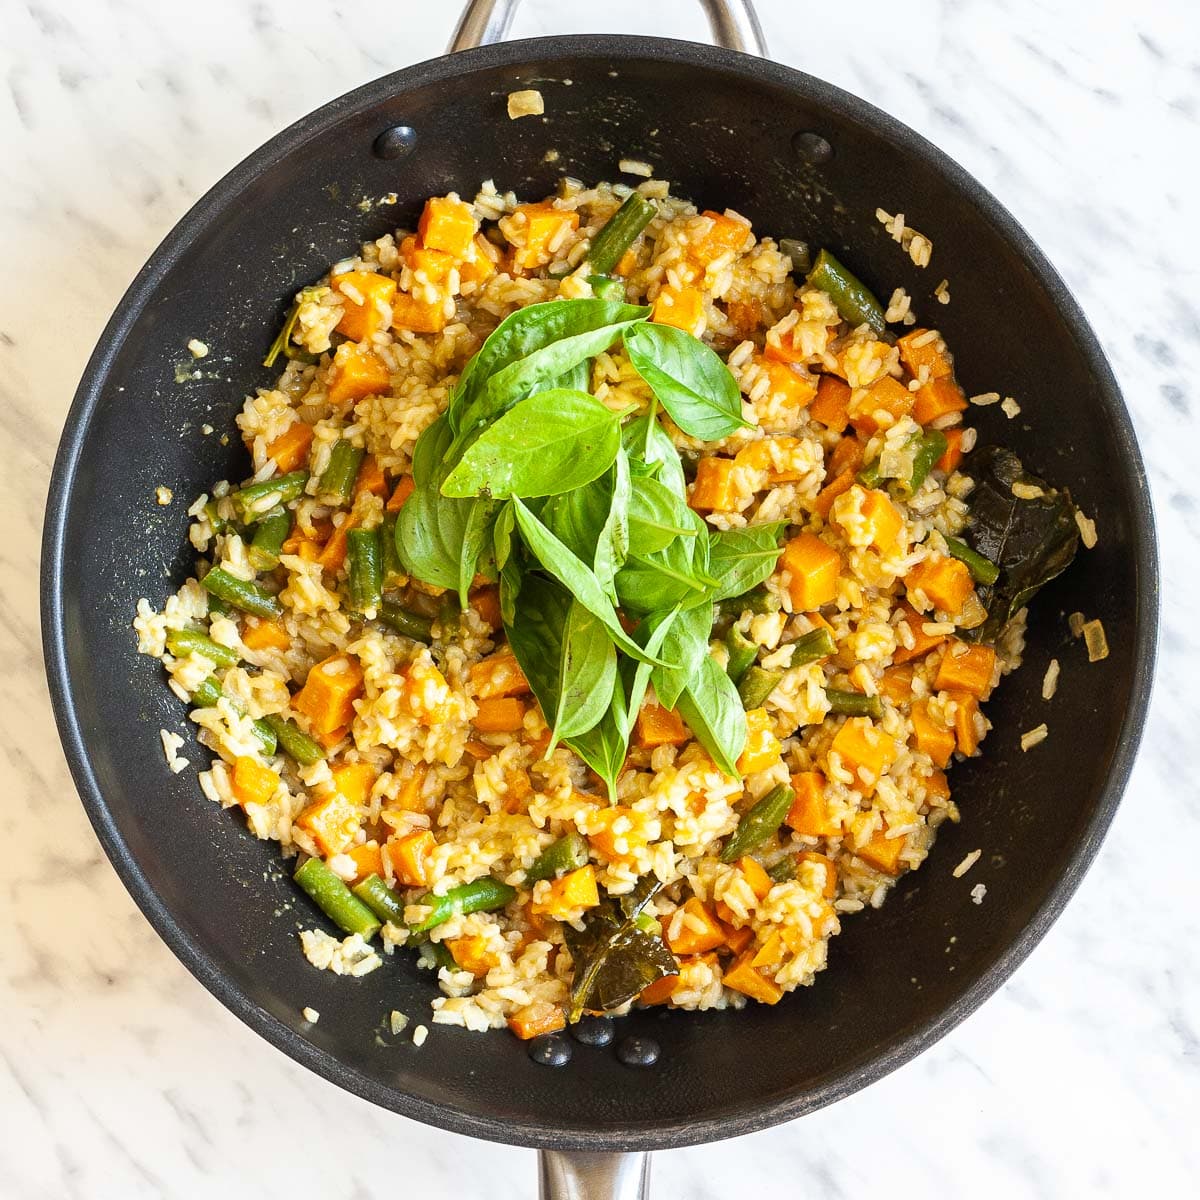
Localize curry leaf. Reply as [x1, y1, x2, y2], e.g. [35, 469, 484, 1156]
[706, 522, 788, 603]
[675, 654, 746, 777]
[624, 322, 749, 440]
[441, 390, 621, 499]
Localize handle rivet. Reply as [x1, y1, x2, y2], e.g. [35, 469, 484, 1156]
[793, 131, 833, 164]
[616, 1035, 660, 1067]
[528, 1033, 573, 1067]
[373, 125, 418, 159]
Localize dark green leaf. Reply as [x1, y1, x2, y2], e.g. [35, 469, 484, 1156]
[706, 523, 787, 603]
[411, 414, 453, 488]
[623, 322, 749, 440]
[627, 474, 698, 555]
[675, 654, 747, 777]
[622, 409, 687, 498]
[457, 498, 502, 606]
[616, 504, 715, 615]
[962, 446, 1080, 641]
[554, 601, 619, 744]
[563, 876, 676, 1021]
[649, 602, 711, 710]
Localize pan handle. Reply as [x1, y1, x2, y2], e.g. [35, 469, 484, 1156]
[538, 1149, 651, 1200]
[448, 0, 767, 56]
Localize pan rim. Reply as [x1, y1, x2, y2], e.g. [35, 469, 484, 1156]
[40, 33, 1159, 1152]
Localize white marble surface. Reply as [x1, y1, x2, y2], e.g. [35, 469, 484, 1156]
[3, 0, 1197, 1195]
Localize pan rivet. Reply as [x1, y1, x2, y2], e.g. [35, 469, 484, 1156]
[793, 131, 833, 164]
[570, 1016, 614, 1047]
[528, 1034, 573, 1067]
[616, 1035, 660, 1068]
[374, 125, 418, 160]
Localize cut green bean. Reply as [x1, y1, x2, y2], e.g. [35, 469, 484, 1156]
[779, 238, 812, 275]
[408, 878, 517, 934]
[319, 441, 365, 505]
[248, 506, 291, 571]
[191, 675, 277, 756]
[783, 626, 836, 666]
[807, 248, 886, 334]
[902, 430, 948, 497]
[295, 857, 381, 938]
[718, 586, 777, 618]
[586, 274, 626, 301]
[232, 471, 309, 522]
[525, 833, 588, 884]
[724, 626, 758, 686]
[857, 457, 885, 489]
[422, 940, 457, 970]
[165, 628, 240, 668]
[586, 193, 656, 275]
[825, 689, 883, 718]
[347, 527, 383, 613]
[264, 714, 325, 766]
[634, 910, 662, 936]
[201, 567, 282, 619]
[379, 599, 434, 643]
[263, 287, 324, 368]
[351, 873, 408, 926]
[380, 513, 404, 586]
[203, 498, 232, 533]
[720, 784, 795, 863]
[738, 666, 783, 711]
[944, 535, 1001, 586]
[767, 856, 798, 883]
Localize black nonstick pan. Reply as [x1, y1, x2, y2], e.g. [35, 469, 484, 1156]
[40, 1, 1158, 1195]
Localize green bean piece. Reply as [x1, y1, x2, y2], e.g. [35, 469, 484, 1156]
[379, 599, 434, 643]
[738, 666, 783, 711]
[422, 940, 457, 970]
[407, 878, 517, 934]
[783, 627, 837, 666]
[767, 856, 798, 883]
[351, 874, 408, 926]
[825, 689, 883, 719]
[778, 238, 812, 275]
[720, 784, 795, 863]
[248, 506, 291, 571]
[525, 833, 589, 884]
[944, 535, 1001, 586]
[264, 287, 324, 368]
[295, 857, 381, 939]
[203, 499, 232, 533]
[586, 193, 656, 275]
[903, 430, 948, 497]
[724, 626, 758, 685]
[347, 527, 383, 613]
[319, 441, 365, 506]
[807, 248, 886, 334]
[857, 457, 885, 489]
[586, 274, 626, 301]
[202, 567, 282, 619]
[165, 628, 240, 669]
[380, 513, 404, 586]
[264, 714, 325, 766]
[190, 675, 278, 756]
[232, 471, 309, 523]
[717, 586, 778, 618]
[634, 910, 662, 936]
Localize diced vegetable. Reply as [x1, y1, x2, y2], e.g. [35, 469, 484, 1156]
[387, 829, 435, 887]
[856, 825, 906, 875]
[720, 782, 793, 862]
[813, 468, 857, 519]
[248, 506, 290, 571]
[736, 707, 783, 775]
[897, 328, 953, 379]
[232, 470, 309, 522]
[379, 599, 434, 643]
[391, 291, 448, 334]
[473, 696, 527, 732]
[330, 762, 376, 808]
[326, 344, 390, 406]
[386, 475, 416, 512]
[469, 648, 531, 698]
[651, 284, 705, 335]
[849, 375, 913, 436]
[798, 850, 839, 898]
[319, 440, 366, 506]
[635, 703, 689, 748]
[664, 897, 726, 955]
[587, 193, 656, 275]
[906, 554, 974, 615]
[201, 568, 282, 619]
[525, 833, 589, 883]
[295, 791, 360, 856]
[688, 457, 737, 512]
[346, 527, 383, 613]
[230, 755, 281, 808]
[190, 677, 277, 756]
[933, 641, 996, 698]
[722, 950, 784, 1004]
[912, 376, 967, 425]
[352, 453, 389, 499]
[786, 771, 839, 837]
[780, 532, 841, 610]
[317, 513, 360, 574]
[446, 934, 502, 978]
[825, 689, 882, 719]
[951, 691, 981, 756]
[784, 626, 837, 666]
[294, 857, 381, 938]
[829, 717, 898, 791]
[508, 1001, 567, 1040]
[166, 627, 240, 668]
[892, 601, 946, 664]
[910, 701, 955, 768]
[330, 270, 397, 342]
[266, 422, 315, 473]
[241, 617, 291, 652]
[806, 249, 886, 334]
[690, 210, 752, 266]
[810, 374, 852, 431]
[345, 841, 384, 885]
[755, 356, 817, 410]
[737, 666, 782, 710]
[263, 714, 325, 766]
[293, 653, 364, 737]
[936, 426, 965, 474]
[944, 535, 1000, 585]
[351, 874, 408, 925]
[531, 864, 600, 919]
[738, 855, 773, 900]
[418, 196, 478, 258]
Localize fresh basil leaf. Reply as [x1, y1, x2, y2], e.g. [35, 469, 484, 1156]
[623, 322, 749, 440]
[411, 413, 453, 488]
[504, 572, 570, 728]
[648, 602, 712, 711]
[511, 498, 674, 669]
[675, 654, 747, 777]
[549, 357, 592, 394]
[397, 485, 476, 591]
[595, 448, 631, 599]
[553, 601, 619, 745]
[449, 299, 649, 436]
[627, 474, 698, 555]
[564, 876, 676, 1021]
[616, 505, 715, 615]
[499, 555, 521, 628]
[622, 410, 687, 498]
[706, 522, 788, 603]
[457, 498, 502, 606]
[493, 501, 517, 571]
[441, 389, 621, 500]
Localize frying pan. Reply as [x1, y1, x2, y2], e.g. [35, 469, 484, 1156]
[40, 1, 1158, 1196]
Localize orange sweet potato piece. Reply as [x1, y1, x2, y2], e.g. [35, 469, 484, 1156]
[897, 328, 953, 380]
[635, 704, 689, 749]
[231, 756, 281, 809]
[786, 771, 839, 837]
[473, 696, 526, 733]
[241, 617, 291, 651]
[330, 270, 398, 342]
[826, 433, 866, 479]
[327, 344, 390, 406]
[293, 654, 364, 736]
[346, 840, 384, 884]
[511, 203, 580, 270]
[266, 422, 315, 473]
[849, 375, 914, 435]
[665, 897, 726, 955]
[858, 824, 907, 875]
[445, 935, 501, 978]
[830, 717, 898, 791]
[798, 850, 838, 898]
[936, 426, 966, 474]
[951, 691, 981, 756]
[892, 602, 947, 664]
[911, 701, 955, 769]
[926, 769, 951, 801]
[386, 475, 415, 512]
[913, 376, 968, 425]
[810, 374, 852, 431]
[733, 437, 805, 483]
[781, 532, 841, 610]
[458, 233, 500, 288]
[690, 210, 751, 265]
[469, 649, 530, 699]
[756, 355, 817, 410]
[934, 642, 997, 698]
[352, 453, 388, 499]
[418, 196, 477, 259]
[847, 486, 905, 555]
[469, 586, 503, 632]
[689, 457, 737, 512]
[906, 555, 974, 615]
[736, 707, 782, 775]
[878, 663, 915, 705]
[295, 791, 360, 856]
[726, 298, 764, 340]
[391, 291, 448, 334]
[532, 865, 600, 918]
[813, 469, 857, 520]
[738, 856, 773, 901]
[508, 1001, 566, 1039]
[392, 765, 428, 813]
[652, 284, 705, 334]
[316, 512, 360, 575]
[723, 950, 784, 1004]
[330, 762, 376, 808]
[400, 236, 456, 287]
[639, 972, 682, 1006]
[387, 829, 435, 887]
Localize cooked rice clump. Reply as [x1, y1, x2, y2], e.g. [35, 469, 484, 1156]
[134, 179, 1023, 1038]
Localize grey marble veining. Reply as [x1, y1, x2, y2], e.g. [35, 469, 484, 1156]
[2, 1, 1197, 1196]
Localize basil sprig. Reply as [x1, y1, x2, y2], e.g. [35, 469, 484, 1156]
[395, 297, 782, 798]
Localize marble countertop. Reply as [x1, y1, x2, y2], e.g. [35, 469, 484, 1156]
[3, 0, 1197, 1195]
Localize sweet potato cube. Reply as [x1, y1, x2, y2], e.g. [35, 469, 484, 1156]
[849, 375, 914, 435]
[756, 355, 817, 410]
[346, 840, 384, 884]
[473, 696, 526, 733]
[798, 850, 838, 898]
[639, 973, 682, 1006]
[907, 555, 974, 616]
[733, 437, 805, 484]
[751, 931, 789, 969]
[664, 897, 726, 955]
[689, 457, 737, 512]
[826, 433, 865, 479]
[458, 233, 500, 288]
[911, 701, 955, 769]
[738, 856, 773, 901]
[857, 825, 907, 875]
[951, 691, 982, 756]
[737, 707, 783, 775]
[532, 865, 600, 918]
[934, 641, 997, 698]
[386, 475, 415, 512]
[726, 298, 764, 340]
[326, 344, 390, 407]
[400, 236, 456, 287]
[313, 722, 351, 752]
[652, 284, 705, 335]
[231, 756, 281, 809]
[635, 704, 689, 749]
[241, 617, 291, 651]
[330, 761, 376, 808]
[469, 649, 530, 699]
[445, 935, 501, 978]
[810, 374, 852, 431]
[913, 376, 968, 425]
[897, 329, 953, 380]
[511, 203, 580, 270]
[813, 469, 856, 520]
[830, 717, 898, 791]
[295, 791, 360, 856]
[936, 426, 965, 475]
[266, 422, 314, 473]
[317, 512, 360, 574]
[723, 924, 754, 955]
[722, 950, 784, 1004]
[294, 654, 364, 736]
[387, 829, 435, 887]
[391, 291, 448, 334]
[926, 769, 951, 801]
[781, 532, 841, 610]
[854, 487, 906, 555]
[392, 765, 428, 813]
[417, 196, 477, 259]
[878, 663, 915, 705]
[351, 453, 388, 499]
[690, 210, 752, 265]
[786, 771, 839, 837]
[330, 270, 397, 342]
[892, 602, 947, 664]
[587, 806, 652, 861]
[508, 1000, 566, 1040]
[469, 586, 502, 632]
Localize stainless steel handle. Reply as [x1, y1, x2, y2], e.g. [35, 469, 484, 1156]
[449, 0, 767, 56]
[538, 1150, 651, 1200]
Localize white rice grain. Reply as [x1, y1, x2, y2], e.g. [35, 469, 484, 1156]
[1042, 658, 1060, 700]
[1020, 724, 1049, 751]
[970, 883, 987, 905]
[1075, 509, 1098, 549]
[952, 849, 981, 878]
[302, 1006, 320, 1023]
